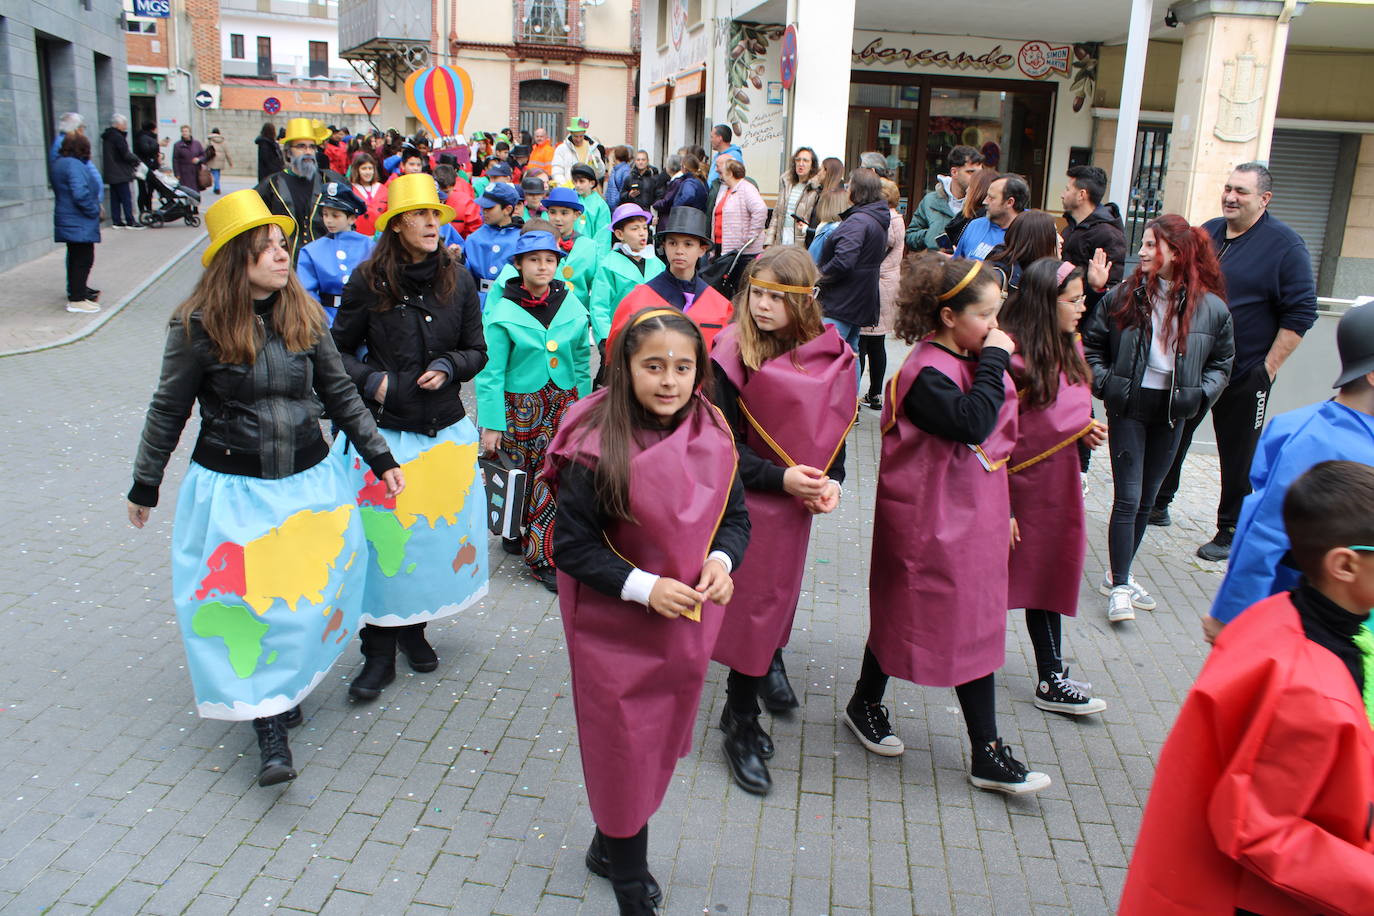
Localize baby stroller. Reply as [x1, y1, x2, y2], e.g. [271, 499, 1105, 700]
[139, 171, 202, 227]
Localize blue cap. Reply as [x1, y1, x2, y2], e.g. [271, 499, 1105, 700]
[543, 187, 584, 213]
[512, 230, 566, 260]
[484, 161, 513, 178]
[319, 182, 366, 216]
[477, 182, 521, 209]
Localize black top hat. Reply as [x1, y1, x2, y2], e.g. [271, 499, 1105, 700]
[657, 206, 711, 244]
[1333, 300, 1374, 387]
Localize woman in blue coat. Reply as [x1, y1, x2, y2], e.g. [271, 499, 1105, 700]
[52, 132, 104, 314]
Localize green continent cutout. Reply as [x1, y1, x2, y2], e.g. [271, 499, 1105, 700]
[265, 650, 278, 665]
[360, 507, 412, 577]
[405, 562, 417, 574]
[192, 601, 270, 679]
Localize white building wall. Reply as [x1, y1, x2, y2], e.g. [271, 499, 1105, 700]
[220, 9, 351, 80]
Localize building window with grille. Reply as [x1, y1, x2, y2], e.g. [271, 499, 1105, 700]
[230, 34, 244, 59]
[308, 41, 328, 77]
[256, 36, 272, 78]
[525, 0, 569, 42]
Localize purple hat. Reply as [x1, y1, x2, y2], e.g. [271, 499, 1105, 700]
[610, 203, 652, 229]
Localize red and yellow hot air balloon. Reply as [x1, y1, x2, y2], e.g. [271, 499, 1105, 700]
[403, 65, 475, 143]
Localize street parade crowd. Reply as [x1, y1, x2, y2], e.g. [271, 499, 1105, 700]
[100, 110, 1374, 913]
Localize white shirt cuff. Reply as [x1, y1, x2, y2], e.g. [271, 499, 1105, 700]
[620, 568, 659, 606]
[707, 550, 733, 574]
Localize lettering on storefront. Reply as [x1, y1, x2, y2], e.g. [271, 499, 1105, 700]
[853, 38, 1014, 73]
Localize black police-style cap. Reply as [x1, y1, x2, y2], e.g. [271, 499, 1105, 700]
[1333, 299, 1374, 387]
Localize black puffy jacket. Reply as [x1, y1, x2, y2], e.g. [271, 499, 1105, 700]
[816, 199, 891, 327]
[131, 296, 397, 507]
[333, 251, 488, 436]
[101, 126, 140, 184]
[1083, 282, 1235, 425]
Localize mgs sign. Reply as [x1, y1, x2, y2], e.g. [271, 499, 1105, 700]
[132, 0, 170, 17]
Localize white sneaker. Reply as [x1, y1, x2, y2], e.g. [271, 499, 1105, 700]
[1107, 585, 1135, 623]
[65, 300, 100, 314]
[1099, 572, 1157, 610]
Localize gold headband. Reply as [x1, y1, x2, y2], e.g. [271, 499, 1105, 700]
[750, 276, 816, 296]
[938, 261, 983, 301]
[630, 308, 682, 327]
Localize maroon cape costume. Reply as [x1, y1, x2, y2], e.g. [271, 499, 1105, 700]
[1006, 350, 1094, 615]
[542, 390, 739, 837]
[868, 341, 1017, 687]
[709, 324, 857, 676]
[607, 279, 734, 352]
[1120, 593, 1374, 916]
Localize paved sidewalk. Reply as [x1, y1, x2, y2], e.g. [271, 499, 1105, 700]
[0, 176, 255, 356]
[0, 249, 1230, 915]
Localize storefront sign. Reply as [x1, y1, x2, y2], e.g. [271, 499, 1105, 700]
[647, 25, 706, 87]
[1018, 41, 1070, 79]
[132, 0, 170, 17]
[669, 0, 688, 51]
[853, 37, 1014, 73]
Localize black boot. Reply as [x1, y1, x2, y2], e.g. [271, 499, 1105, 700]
[721, 708, 772, 795]
[760, 649, 799, 713]
[252, 715, 296, 787]
[280, 705, 303, 729]
[718, 706, 773, 759]
[612, 877, 659, 915]
[350, 625, 396, 700]
[585, 831, 662, 907]
[396, 623, 438, 672]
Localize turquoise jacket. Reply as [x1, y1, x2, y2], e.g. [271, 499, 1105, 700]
[575, 191, 610, 239]
[590, 248, 664, 341]
[482, 234, 602, 312]
[475, 282, 592, 431]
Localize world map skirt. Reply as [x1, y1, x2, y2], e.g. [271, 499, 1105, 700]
[170, 457, 368, 721]
[332, 418, 489, 626]
[503, 383, 578, 571]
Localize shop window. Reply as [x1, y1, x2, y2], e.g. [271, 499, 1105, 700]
[230, 33, 244, 59]
[125, 19, 155, 33]
[308, 41, 328, 77]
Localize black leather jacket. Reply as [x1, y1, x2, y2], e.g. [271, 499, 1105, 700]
[1083, 282, 1235, 425]
[130, 296, 397, 507]
[332, 252, 488, 436]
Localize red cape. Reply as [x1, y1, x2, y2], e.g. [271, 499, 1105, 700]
[607, 282, 733, 352]
[1120, 592, 1374, 916]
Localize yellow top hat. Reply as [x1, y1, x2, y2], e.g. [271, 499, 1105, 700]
[201, 189, 296, 267]
[281, 117, 331, 147]
[376, 173, 457, 232]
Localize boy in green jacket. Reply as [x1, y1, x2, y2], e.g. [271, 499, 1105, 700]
[590, 204, 663, 346]
[571, 163, 610, 240]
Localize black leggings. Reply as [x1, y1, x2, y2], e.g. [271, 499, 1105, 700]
[1107, 394, 1186, 586]
[857, 334, 887, 400]
[65, 242, 95, 301]
[1024, 609, 1063, 679]
[726, 668, 761, 716]
[853, 645, 998, 746]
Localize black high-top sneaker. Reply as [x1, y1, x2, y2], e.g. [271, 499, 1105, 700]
[843, 696, 905, 756]
[968, 739, 1051, 795]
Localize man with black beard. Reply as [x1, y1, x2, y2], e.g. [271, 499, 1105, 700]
[255, 118, 345, 264]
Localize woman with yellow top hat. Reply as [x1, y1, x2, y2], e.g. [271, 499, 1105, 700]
[254, 118, 346, 264]
[127, 189, 405, 789]
[331, 173, 490, 702]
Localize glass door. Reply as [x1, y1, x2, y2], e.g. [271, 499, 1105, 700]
[847, 83, 921, 217]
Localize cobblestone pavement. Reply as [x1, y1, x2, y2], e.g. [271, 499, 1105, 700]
[0, 246, 1228, 915]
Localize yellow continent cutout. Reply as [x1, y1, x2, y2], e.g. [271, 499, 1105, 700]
[243, 505, 354, 615]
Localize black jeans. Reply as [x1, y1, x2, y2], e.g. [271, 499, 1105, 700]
[1154, 362, 1273, 532]
[136, 176, 153, 214]
[857, 334, 887, 400]
[1107, 390, 1185, 586]
[65, 242, 95, 301]
[109, 182, 134, 226]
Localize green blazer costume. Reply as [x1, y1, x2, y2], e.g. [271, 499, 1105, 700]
[475, 281, 592, 432]
[590, 248, 665, 342]
[482, 235, 601, 312]
[575, 191, 610, 240]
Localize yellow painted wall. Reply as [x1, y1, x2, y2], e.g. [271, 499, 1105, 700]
[582, 1, 632, 50]
[1097, 41, 1374, 122]
[1345, 135, 1374, 258]
[455, 0, 513, 44]
[577, 61, 635, 145]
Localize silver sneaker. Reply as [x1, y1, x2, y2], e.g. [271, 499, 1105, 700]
[1099, 572, 1157, 610]
[1107, 585, 1135, 623]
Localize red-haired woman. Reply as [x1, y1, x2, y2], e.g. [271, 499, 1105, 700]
[1084, 214, 1234, 623]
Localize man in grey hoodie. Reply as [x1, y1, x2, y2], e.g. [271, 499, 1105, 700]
[905, 145, 982, 252]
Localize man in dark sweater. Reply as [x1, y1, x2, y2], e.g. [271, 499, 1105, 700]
[1059, 165, 1127, 318]
[1153, 163, 1318, 560]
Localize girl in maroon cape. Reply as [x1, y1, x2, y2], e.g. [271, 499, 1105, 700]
[543, 308, 751, 916]
[846, 253, 1052, 796]
[708, 246, 856, 795]
[999, 258, 1109, 716]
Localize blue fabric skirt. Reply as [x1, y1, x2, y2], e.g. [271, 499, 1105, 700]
[333, 418, 489, 627]
[171, 457, 367, 720]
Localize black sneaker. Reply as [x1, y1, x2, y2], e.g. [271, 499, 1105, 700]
[842, 697, 904, 756]
[862, 395, 882, 411]
[969, 739, 1051, 795]
[1034, 668, 1106, 717]
[1196, 527, 1234, 562]
[1147, 506, 1171, 527]
[532, 566, 558, 593]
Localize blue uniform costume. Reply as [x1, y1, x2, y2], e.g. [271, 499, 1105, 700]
[1210, 399, 1374, 624]
[464, 223, 521, 295]
[296, 230, 375, 326]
